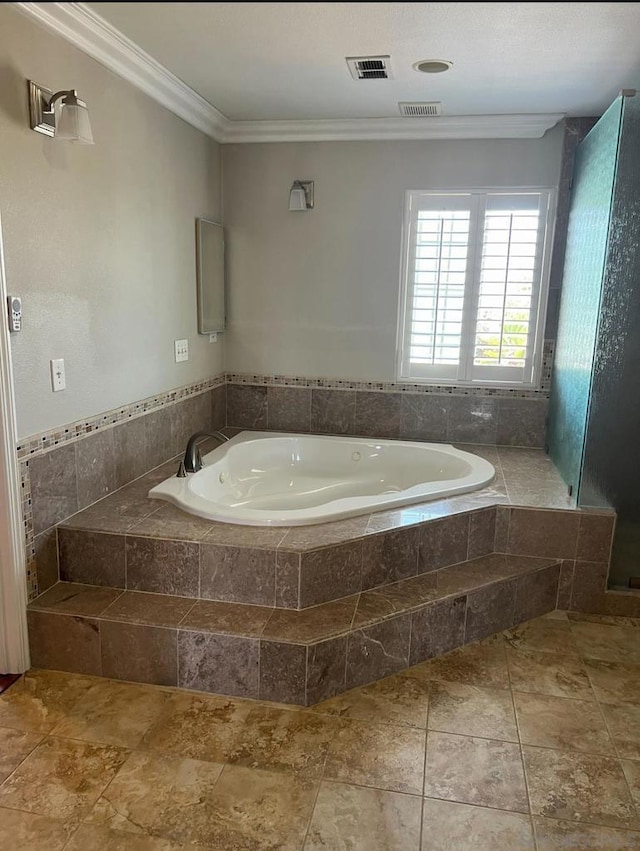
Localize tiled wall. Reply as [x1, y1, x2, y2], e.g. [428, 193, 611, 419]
[226, 379, 550, 447]
[21, 377, 226, 600]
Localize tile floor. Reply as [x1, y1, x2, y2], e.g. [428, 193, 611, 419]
[2, 611, 640, 849]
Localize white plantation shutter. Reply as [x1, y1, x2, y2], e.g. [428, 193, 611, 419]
[398, 189, 554, 387]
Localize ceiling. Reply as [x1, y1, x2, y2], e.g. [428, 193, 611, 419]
[88, 1, 640, 121]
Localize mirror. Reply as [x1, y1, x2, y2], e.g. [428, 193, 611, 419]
[196, 218, 225, 333]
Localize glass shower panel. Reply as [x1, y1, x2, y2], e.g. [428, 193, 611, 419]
[581, 94, 640, 585]
[547, 98, 622, 497]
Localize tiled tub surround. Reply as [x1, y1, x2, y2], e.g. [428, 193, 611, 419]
[51, 445, 575, 609]
[226, 383, 550, 448]
[22, 358, 552, 600]
[23, 379, 226, 599]
[26, 444, 631, 706]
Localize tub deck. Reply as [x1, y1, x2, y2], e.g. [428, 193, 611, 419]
[27, 443, 634, 706]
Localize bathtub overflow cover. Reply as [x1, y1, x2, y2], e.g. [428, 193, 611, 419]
[352, 451, 361, 462]
[219, 472, 228, 484]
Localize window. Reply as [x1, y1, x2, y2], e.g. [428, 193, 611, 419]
[397, 188, 555, 387]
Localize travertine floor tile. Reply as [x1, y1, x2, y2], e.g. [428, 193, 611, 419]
[506, 647, 594, 700]
[421, 799, 535, 850]
[568, 612, 640, 628]
[523, 746, 638, 828]
[504, 618, 579, 655]
[87, 750, 224, 843]
[51, 680, 170, 748]
[585, 657, 640, 704]
[533, 817, 640, 850]
[227, 705, 342, 777]
[514, 692, 615, 755]
[66, 824, 188, 850]
[428, 681, 518, 741]
[541, 610, 569, 620]
[0, 669, 95, 733]
[423, 638, 510, 688]
[140, 691, 251, 762]
[168, 763, 315, 850]
[312, 673, 429, 727]
[0, 807, 74, 850]
[0, 736, 128, 822]
[323, 718, 425, 794]
[7, 610, 640, 849]
[304, 781, 422, 851]
[570, 622, 640, 664]
[621, 759, 640, 808]
[601, 702, 640, 759]
[0, 726, 42, 782]
[424, 731, 528, 813]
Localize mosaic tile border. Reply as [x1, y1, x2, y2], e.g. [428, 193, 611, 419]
[21, 460, 37, 600]
[227, 341, 554, 399]
[17, 373, 226, 461]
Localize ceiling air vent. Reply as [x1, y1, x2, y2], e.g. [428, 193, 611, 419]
[346, 55, 392, 80]
[399, 102, 443, 117]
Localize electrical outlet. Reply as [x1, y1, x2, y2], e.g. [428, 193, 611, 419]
[50, 358, 66, 391]
[174, 339, 189, 362]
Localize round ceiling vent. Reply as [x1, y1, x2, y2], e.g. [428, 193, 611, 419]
[413, 59, 453, 74]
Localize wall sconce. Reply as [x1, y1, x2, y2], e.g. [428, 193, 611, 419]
[289, 180, 314, 211]
[28, 80, 94, 144]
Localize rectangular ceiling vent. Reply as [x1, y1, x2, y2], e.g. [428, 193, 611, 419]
[346, 55, 392, 80]
[399, 102, 443, 117]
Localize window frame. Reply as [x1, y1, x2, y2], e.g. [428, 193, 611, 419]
[395, 186, 557, 389]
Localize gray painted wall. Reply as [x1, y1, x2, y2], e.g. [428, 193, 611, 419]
[0, 6, 223, 439]
[222, 131, 564, 380]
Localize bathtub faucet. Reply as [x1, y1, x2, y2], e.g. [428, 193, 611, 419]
[181, 431, 230, 475]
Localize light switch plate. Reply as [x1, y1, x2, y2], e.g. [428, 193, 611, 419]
[174, 339, 189, 362]
[50, 358, 65, 391]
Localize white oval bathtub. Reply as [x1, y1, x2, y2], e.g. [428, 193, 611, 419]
[148, 432, 495, 526]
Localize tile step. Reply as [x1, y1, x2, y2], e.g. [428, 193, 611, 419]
[27, 554, 562, 706]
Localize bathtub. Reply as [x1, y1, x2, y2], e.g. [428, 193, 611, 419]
[148, 431, 495, 527]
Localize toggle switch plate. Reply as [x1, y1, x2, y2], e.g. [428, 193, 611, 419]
[50, 358, 66, 392]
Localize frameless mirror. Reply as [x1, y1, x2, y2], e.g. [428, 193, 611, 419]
[196, 218, 225, 334]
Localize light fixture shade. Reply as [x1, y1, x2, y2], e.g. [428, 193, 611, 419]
[56, 100, 94, 144]
[289, 185, 307, 211]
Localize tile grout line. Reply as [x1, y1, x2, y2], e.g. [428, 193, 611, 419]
[0, 731, 46, 793]
[300, 765, 325, 849]
[504, 631, 537, 842]
[59, 816, 84, 851]
[419, 699, 429, 848]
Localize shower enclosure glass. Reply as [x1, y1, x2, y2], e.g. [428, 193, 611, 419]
[548, 93, 640, 586]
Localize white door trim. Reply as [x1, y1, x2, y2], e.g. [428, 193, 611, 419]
[0, 211, 30, 673]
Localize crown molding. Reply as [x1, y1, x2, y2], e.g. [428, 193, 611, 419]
[13, 3, 564, 144]
[13, 2, 230, 140]
[222, 114, 564, 143]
